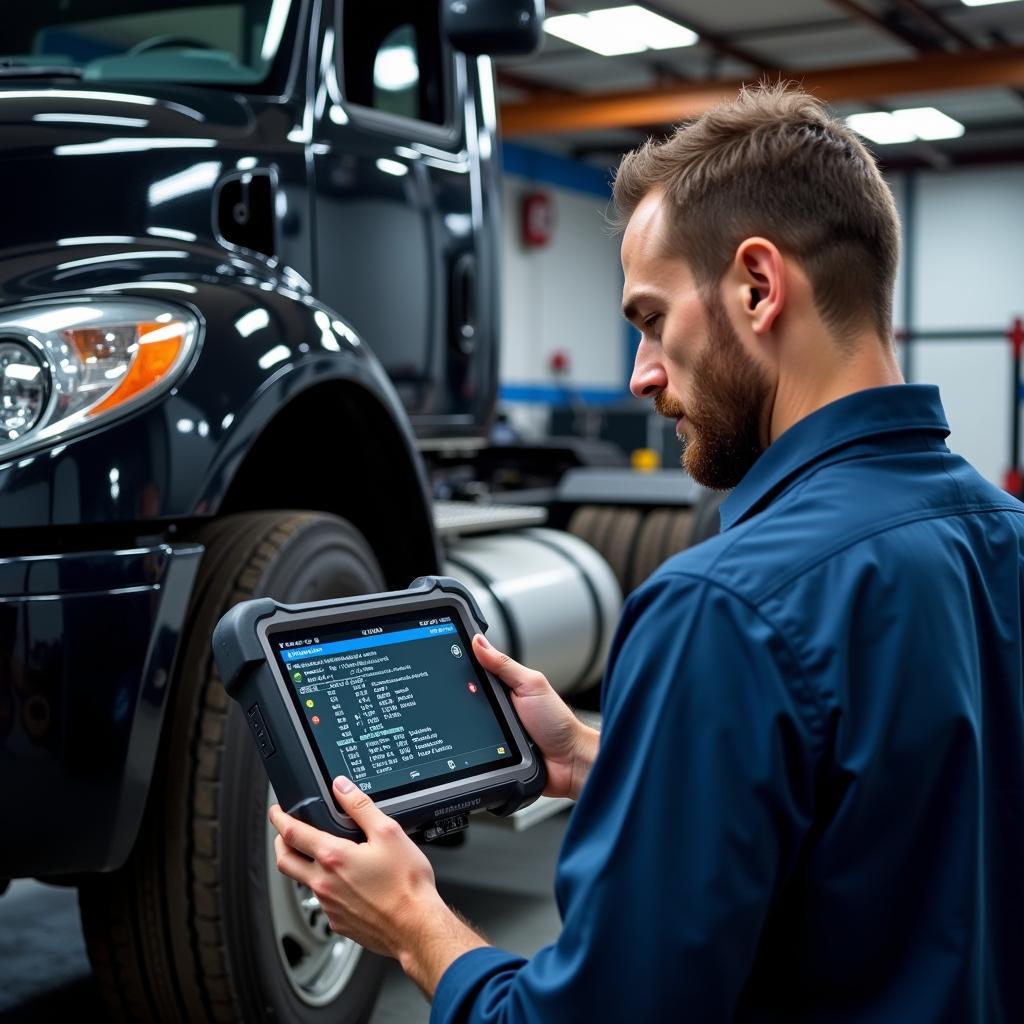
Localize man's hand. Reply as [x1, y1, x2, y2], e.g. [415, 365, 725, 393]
[269, 777, 487, 995]
[472, 633, 599, 801]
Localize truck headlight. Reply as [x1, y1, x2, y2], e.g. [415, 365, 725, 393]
[0, 299, 199, 458]
[0, 340, 49, 441]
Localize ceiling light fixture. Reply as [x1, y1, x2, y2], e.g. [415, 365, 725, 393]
[544, 5, 698, 57]
[846, 107, 964, 144]
[960, 0, 1021, 7]
[891, 107, 965, 140]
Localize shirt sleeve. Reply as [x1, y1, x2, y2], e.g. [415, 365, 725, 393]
[430, 570, 825, 1024]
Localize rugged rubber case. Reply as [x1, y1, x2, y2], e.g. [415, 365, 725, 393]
[212, 576, 546, 840]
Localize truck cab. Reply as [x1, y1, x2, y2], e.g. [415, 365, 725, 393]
[0, 3, 544, 1021]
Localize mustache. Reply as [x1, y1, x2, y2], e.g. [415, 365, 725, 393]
[654, 392, 686, 421]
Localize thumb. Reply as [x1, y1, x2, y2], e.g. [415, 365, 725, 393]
[472, 633, 546, 697]
[332, 776, 392, 838]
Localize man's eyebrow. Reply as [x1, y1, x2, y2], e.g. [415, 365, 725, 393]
[621, 290, 660, 323]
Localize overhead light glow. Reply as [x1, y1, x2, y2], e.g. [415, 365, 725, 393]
[34, 113, 149, 128]
[374, 45, 419, 90]
[846, 107, 964, 145]
[260, 0, 292, 60]
[544, 5, 697, 57]
[960, 0, 1020, 6]
[376, 158, 408, 177]
[846, 112, 917, 145]
[54, 137, 217, 157]
[148, 161, 221, 206]
[57, 235, 133, 246]
[18, 307, 102, 333]
[258, 344, 291, 369]
[148, 227, 198, 241]
[891, 107, 965, 141]
[235, 308, 271, 338]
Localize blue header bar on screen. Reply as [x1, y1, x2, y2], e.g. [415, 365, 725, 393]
[279, 623, 457, 663]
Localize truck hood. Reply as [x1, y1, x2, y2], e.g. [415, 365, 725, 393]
[0, 82, 262, 253]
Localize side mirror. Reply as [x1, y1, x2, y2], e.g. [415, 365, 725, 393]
[442, 0, 544, 57]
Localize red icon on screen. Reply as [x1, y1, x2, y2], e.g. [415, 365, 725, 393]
[467, 682, 478, 694]
[311, 715, 321, 725]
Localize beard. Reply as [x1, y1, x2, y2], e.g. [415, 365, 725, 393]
[655, 293, 772, 490]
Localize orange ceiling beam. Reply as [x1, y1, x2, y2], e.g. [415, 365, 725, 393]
[498, 46, 1024, 136]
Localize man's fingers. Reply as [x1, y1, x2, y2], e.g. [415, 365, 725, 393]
[471, 633, 546, 695]
[269, 803, 335, 860]
[332, 777, 401, 839]
[273, 835, 316, 887]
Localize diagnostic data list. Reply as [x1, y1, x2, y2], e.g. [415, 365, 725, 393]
[277, 617, 512, 796]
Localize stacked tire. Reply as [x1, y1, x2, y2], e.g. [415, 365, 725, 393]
[567, 489, 727, 597]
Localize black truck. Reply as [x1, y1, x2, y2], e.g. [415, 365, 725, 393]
[0, 2, 551, 1021]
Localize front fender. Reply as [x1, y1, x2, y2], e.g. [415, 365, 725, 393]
[0, 250, 439, 583]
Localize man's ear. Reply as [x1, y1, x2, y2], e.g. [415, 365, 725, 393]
[730, 237, 785, 335]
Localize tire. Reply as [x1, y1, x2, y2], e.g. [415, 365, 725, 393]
[79, 511, 389, 1024]
[566, 505, 643, 595]
[626, 508, 694, 592]
[688, 488, 729, 547]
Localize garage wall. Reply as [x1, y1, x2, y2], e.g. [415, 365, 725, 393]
[893, 164, 1024, 486]
[497, 144, 625, 437]
[495, 147, 1024, 485]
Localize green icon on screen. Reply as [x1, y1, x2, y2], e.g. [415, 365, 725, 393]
[292, 670, 303, 683]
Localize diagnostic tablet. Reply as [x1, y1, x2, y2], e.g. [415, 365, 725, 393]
[212, 576, 545, 841]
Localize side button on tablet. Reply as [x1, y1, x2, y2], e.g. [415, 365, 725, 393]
[247, 704, 276, 758]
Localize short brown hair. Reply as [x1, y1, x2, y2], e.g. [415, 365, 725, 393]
[613, 84, 901, 342]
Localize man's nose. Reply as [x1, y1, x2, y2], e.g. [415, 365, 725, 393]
[629, 339, 667, 398]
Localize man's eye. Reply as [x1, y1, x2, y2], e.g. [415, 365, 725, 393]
[644, 314, 663, 332]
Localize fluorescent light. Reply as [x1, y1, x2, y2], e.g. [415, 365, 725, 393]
[375, 158, 408, 177]
[961, 0, 1020, 5]
[586, 6, 698, 50]
[891, 107, 965, 140]
[544, 5, 697, 56]
[846, 107, 964, 145]
[374, 45, 419, 90]
[846, 112, 916, 144]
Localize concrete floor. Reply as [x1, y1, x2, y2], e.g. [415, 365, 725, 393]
[0, 811, 569, 1023]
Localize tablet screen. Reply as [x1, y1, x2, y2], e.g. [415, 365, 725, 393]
[268, 606, 521, 802]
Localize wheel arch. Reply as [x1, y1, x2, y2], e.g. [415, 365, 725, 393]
[215, 379, 441, 587]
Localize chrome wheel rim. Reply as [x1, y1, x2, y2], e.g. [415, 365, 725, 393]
[265, 786, 364, 1006]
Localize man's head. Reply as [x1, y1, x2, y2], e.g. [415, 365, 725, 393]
[616, 84, 902, 489]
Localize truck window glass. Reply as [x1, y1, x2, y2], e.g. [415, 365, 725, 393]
[342, 0, 447, 126]
[6, 1, 295, 89]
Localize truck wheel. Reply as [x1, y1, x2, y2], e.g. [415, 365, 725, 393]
[79, 511, 388, 1024]
[624, 508, 694, 592]
[566, 505, 642, 594]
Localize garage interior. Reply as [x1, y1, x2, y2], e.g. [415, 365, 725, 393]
[1, 1, 1023, 1021]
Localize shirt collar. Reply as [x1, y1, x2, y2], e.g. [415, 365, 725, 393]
[719, 384, 950, 532]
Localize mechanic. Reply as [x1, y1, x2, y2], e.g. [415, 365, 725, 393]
[269, 85, 1024, 1021]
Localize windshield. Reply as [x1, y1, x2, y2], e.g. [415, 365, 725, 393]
[5, 0, 298, 89]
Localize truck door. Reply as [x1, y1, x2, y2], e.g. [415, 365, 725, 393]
[314, 0, 492, 440]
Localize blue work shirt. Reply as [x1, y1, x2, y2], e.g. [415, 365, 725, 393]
[431, 385, 1024, 1024]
